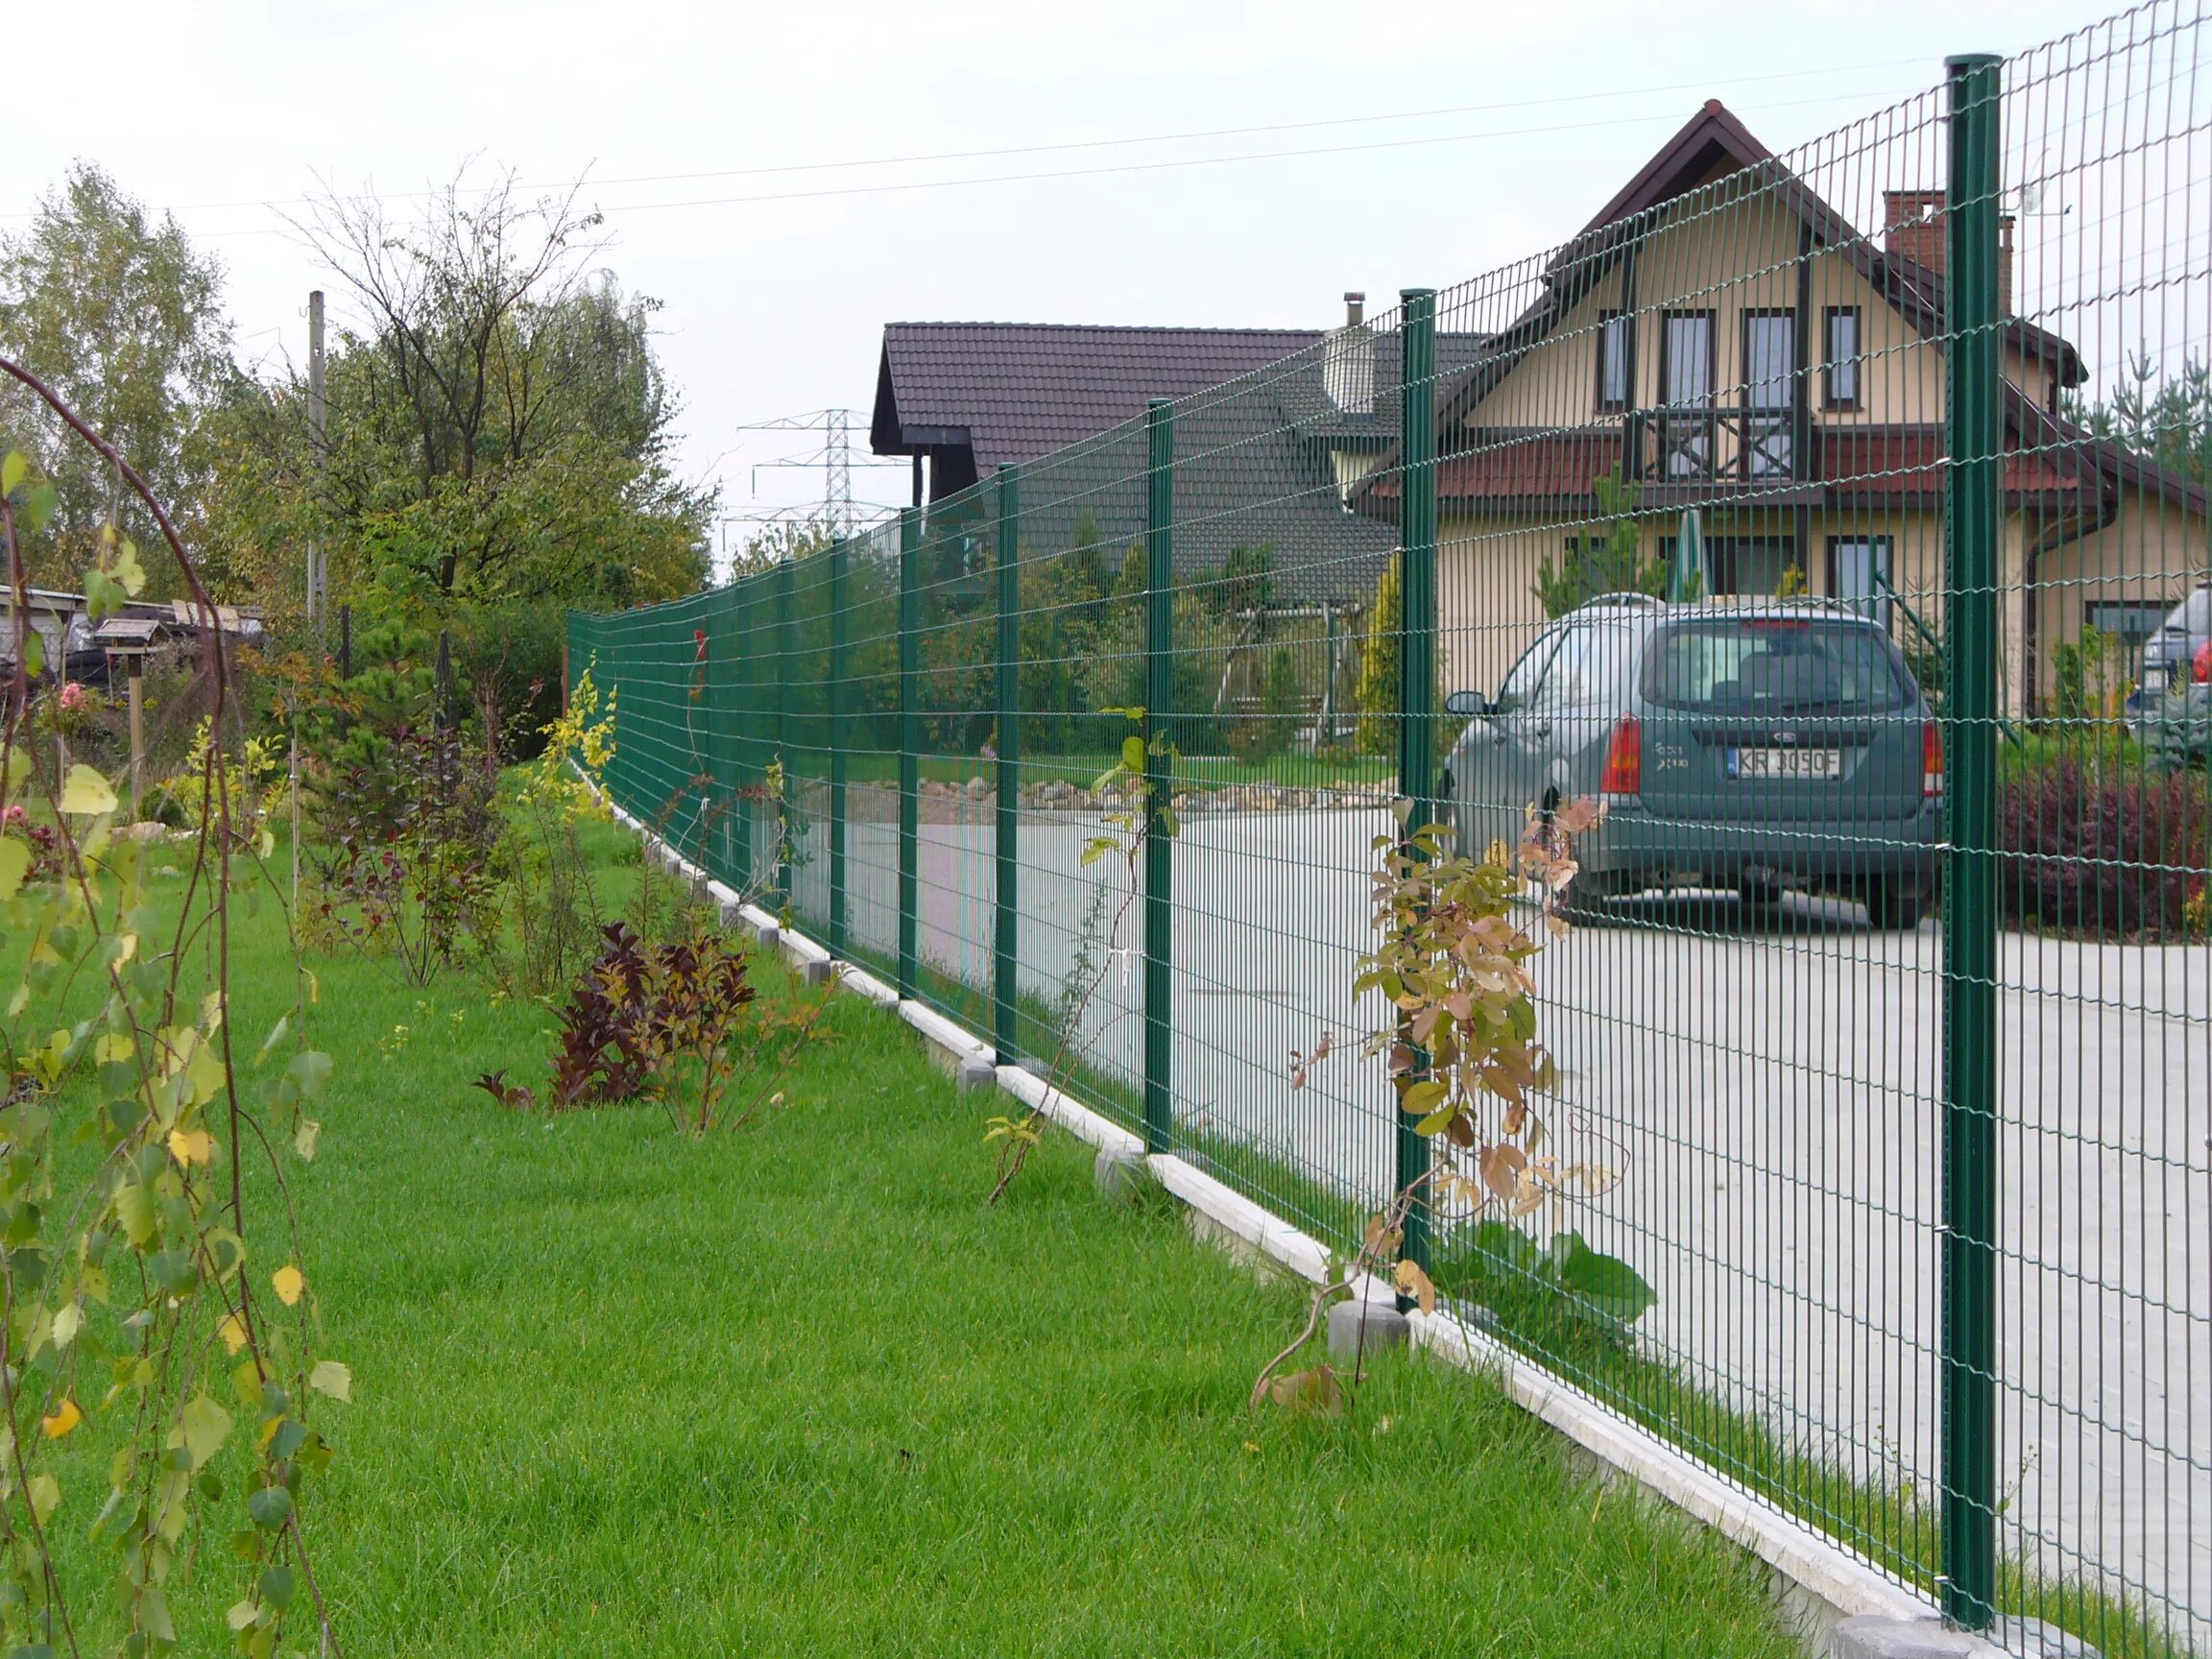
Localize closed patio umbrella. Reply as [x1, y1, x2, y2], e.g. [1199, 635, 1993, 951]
[1670, 508, 1707, 602]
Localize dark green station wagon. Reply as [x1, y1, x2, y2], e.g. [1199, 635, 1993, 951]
[1444, 595, 1944, 927]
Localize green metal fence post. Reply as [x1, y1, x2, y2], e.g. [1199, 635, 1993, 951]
[1143, 399, 1175, 1155]
[994, 466, 1022, 1062]
[705, 595, 736, 885]
[829, 536, 850, 959]
[774, 558, 795, 908]
[898, 506, 921, 998]
[1396, 286, 1439, 1284]
[732, 574, 755, 888]
[1940, 51, 2002, 1635]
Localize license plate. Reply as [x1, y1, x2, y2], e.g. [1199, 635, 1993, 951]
[1728, 747, 1842, 780]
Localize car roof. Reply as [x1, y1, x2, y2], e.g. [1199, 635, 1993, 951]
[1564, 594, 1887, 628]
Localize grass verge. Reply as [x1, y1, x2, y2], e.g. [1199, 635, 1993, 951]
[16, 823, 1807, 1657]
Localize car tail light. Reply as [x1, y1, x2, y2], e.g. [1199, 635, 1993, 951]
[1599, 717, 1642, 796]
[1922, 721, 1945, 798]
[2194, 640, 2211, 684]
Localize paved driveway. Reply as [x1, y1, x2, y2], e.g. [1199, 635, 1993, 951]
[796, 788, 2209, 1645]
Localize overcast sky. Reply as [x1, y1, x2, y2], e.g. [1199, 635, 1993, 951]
[5, 0, 2136, 550]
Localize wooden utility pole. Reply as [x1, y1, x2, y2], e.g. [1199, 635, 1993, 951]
[306, 290, 327, 630]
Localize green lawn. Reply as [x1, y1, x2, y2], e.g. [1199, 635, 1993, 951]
[804, 749, 1393, 793]
[23, 823, 1799, 1657]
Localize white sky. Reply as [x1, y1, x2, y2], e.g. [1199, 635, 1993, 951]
[5, 0, 2137, 551]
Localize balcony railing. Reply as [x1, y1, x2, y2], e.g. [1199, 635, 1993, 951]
[1628, 407, 1803, 484]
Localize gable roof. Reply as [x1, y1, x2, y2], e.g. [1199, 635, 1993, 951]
[1351, 99, 2092, 524]
[870, 323, 1327, 470]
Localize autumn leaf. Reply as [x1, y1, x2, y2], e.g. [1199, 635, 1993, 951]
[1393, 1259, 1438, 1314]
[308, 1359, 353, 1404]
[1480, 1142, 1529, 1199]
[271, 1264, 305, 1307]
[1265, 1363, 1344, 1417]
[41, 1397, 83, 1439]
[167, 1127, 214, 1166]
[217, 1312, 251, 1355]
[179, 1393, 232, 1468]
[59, 762, 118, 817]
[0, 838, 27, 902]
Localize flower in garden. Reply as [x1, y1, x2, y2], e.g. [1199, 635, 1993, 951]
[59, 682, 85, 710]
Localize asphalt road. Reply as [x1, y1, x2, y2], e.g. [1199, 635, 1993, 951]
[794, 786, 2210, 1645]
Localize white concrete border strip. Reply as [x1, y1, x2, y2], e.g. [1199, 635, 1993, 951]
[994, 1063, 1143, 1160]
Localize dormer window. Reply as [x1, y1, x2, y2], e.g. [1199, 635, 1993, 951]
[1596, 310, 1631, 411]
[1823, 306, 1863, 409]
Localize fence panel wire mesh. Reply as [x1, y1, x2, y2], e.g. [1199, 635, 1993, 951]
[569, 8, 2209, 1650]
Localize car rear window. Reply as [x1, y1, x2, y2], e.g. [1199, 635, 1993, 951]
[1640, 617, 1914, 714]
[2176, 588, 2211, 634]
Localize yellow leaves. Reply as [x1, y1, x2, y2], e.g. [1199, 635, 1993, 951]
[1262, 1363, 1343, 1417]
[178, 1393, 233, 1468]
[28, 1473, 60, 1527]
[95, 1030, 136, 1066]
[270, 1264, 304, 1307]
[308, 1359, 353, 1403]
[293, 1118, 321, 1162]
[41, 1396, 83, 1439]
[114, 1183, 159, 1248]
[0, 837, 27, 901]
[218, 1312, 251, 1355]
[52, 1302, 82, 1350]
[1392, 1258, 1438, 1315]
[167, 1127, 215, 1166]
[59, 762, 118, 817]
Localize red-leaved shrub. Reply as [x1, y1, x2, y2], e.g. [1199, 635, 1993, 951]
[1999, 760, 2211, 938]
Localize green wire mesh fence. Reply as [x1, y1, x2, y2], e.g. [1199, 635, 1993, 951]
[570, 8, 2210, 1652]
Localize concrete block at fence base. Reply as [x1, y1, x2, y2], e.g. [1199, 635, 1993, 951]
[801, 958, 832, 988]
[956, 1057, 996, 1093]
[752, 921, 781, 950]
[1094, 1146, 1150, 1205]
[1829, 1616, 2099, 1659]
[1326, 1299, 1408, 1363]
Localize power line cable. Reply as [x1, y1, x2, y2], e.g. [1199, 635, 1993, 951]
[162, 80, 1932, 242]
[37, 51, 1935, 222]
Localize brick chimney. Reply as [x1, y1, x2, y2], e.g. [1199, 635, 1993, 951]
[1883, 189, 2015, 315]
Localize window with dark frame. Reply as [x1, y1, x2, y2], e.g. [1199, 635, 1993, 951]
[1826, 534, 1894, 623]
[1823, 306, 1863, 409]
[1742, 309, 1797, 478]
[1597, 310, 1631, 411]
[1658, 310, 1716, 477]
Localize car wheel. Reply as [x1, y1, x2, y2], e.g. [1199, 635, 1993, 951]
[1558, 869, 1612, 924]
[1739, 876, 1784, 911]
[1864, 879, 1924, 931]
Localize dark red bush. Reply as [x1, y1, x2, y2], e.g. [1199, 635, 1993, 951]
[1999, 760, 2211, 938]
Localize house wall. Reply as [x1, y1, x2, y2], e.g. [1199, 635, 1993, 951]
[1432, 507, 2080, 714]
[2030, 487, 2212, 696]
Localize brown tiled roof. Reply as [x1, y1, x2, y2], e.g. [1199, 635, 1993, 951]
[870, 323, 1326, 469]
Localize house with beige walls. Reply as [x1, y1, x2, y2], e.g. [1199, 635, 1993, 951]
[1352, 100, 2208, 717]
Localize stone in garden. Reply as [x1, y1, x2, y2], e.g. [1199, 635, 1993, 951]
[1326, 1298, 1407, 1360]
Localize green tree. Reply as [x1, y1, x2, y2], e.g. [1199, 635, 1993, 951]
[2075, 350, 2212, 485]
[206, 170, 711, 625]
[1531, 469, 1666, 618]
[0, 162, 236, 590]
[1355, 560, 1401, 755]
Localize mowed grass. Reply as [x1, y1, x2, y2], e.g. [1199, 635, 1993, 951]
[28, 829, 1797, 1657]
